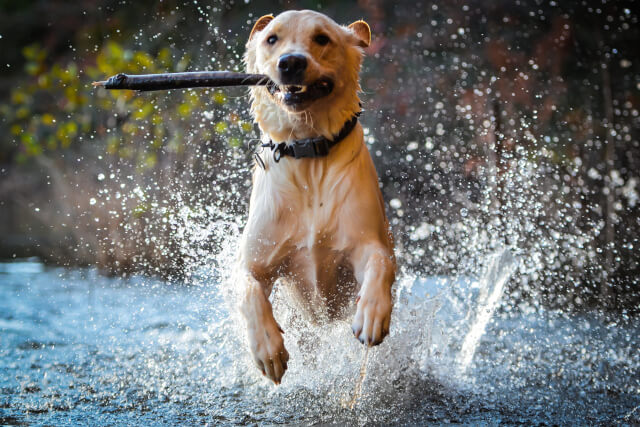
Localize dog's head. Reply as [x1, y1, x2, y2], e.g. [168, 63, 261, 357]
[244, 10, 370, 137]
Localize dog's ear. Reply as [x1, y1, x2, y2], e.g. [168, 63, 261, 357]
[348, 20, 371, 48]
[249, 14, 274, 40]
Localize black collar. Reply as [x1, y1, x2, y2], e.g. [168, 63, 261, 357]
[259, 112, 361, 164]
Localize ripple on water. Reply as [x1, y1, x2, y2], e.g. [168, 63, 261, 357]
[0, 260, 639, 425]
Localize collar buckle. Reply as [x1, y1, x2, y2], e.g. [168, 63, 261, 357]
[291, 138, 329, 159]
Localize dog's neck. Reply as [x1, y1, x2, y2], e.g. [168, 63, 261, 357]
[251, 87, 361, 143]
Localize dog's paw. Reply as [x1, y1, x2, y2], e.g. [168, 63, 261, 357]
[248, 321, 289, 384]
[351, 287, 392, 346]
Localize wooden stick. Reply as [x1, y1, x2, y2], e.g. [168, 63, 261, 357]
[92, 71, 273, 92]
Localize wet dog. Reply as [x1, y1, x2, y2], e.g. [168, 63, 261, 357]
[239, 10, 396, 384]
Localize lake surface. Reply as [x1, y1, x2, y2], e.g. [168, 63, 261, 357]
[1, 258, 639, 425]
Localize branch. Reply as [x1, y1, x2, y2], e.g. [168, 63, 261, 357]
[92, 71, 273, 91]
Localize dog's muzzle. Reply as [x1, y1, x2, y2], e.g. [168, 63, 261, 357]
[266, 53, 335, 107]
[267, 77, 334, 107]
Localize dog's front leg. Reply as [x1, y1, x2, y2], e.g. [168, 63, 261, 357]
[351, 244, 396, 346]
[239, 271, 289, 384]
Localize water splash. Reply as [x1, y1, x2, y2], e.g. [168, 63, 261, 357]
[456, 249, 517, 372]
[1, 257, 638, 424]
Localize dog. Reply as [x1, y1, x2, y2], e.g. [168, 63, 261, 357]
[239, 10, 396, 384]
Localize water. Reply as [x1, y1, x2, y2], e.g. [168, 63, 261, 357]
[1, 258, 639, 425]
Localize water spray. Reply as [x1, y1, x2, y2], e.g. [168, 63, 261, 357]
[341, 346, 370, 410]
[456, 249, 517, 373]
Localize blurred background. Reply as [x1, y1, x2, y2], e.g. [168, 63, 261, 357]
[0, 0, 638, 311]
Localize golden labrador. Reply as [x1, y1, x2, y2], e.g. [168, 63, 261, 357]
[239, 10, 396, 384]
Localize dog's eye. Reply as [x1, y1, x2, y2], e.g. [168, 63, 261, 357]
[313, 34, 331, 46]
[266, 35, 278, 45]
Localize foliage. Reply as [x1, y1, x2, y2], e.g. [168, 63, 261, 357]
[0, 29, 255, 277]
[1, 41, 252, 166]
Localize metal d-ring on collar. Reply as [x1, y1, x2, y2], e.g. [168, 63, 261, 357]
[260, 111, 361, 164]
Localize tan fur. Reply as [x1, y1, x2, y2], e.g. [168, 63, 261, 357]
[238, 10, 396, 384]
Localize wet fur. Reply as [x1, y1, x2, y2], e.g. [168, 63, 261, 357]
[238, 10, 396, 384]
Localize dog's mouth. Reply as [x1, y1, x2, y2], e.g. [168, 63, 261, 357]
[267, 78, 334, 108]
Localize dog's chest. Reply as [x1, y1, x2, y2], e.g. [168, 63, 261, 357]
[256, 168, 351, 267]
[284, 192, 343, 252]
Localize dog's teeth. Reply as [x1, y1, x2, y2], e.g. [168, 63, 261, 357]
[285, 85, 307, 93]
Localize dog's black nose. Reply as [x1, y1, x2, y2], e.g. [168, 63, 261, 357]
[277, 54, 307, 83]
